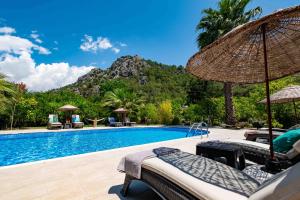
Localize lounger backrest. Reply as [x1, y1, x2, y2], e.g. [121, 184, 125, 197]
[249, 161, 300, 200]
[286, 139, 300, 160]
[72, 115, 80, 123]
[49, 114, 58, 123]
[108, 117, 115, 123]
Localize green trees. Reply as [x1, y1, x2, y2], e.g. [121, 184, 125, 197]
[10, 83, 27, 129]
[0, 74, 16, 129]
[0, 54, 299, 129]
[0, 74, 15, 112]
[196, 0, 262, 125]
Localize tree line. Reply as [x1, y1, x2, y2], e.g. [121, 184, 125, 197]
[0, 68, 299, 129]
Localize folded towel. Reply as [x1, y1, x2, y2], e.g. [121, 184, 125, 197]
[117, 147, 179, 179]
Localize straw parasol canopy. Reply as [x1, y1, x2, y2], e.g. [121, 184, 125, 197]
[187, 6, 300, 84]
[113, 108, 128, 113]
[260, 85, 300, 121]
[260, 85, 300, 104]
[58, 104, 79, 111]
[187, 5, 300, 159]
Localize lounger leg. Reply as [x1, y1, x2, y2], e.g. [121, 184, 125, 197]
[121, 174, 135, 197]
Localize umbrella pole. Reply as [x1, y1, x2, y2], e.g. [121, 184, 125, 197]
[262, 24, 275, 159]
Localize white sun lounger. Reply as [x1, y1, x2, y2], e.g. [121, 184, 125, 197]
[120, 144, 300, 200]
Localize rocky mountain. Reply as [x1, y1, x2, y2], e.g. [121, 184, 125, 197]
[64, 55, 171, 96]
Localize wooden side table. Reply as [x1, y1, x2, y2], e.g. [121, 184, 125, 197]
[64, 122, 72, 129]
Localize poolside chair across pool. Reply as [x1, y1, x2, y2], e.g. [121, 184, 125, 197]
[125, 117, 136, 126]
[72, 114, 84, 128]
[108, 117, 122, 127]
[47, 114, 62, 129]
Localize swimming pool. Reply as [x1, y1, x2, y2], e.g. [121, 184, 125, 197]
[0, 127, 207, 167]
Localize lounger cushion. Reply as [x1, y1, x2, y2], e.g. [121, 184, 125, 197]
[273, 129, 300, 153]
[49, 114, 59, 123]
[108, 117, 115, 123]
[242, 165, 273, 184]
[249, 162, 300, 200]
[50, 122, 62, 125]
[72, 115, 80, 123]
[225, 139, 269, 149]
[142, 153, 257, 200]
[224, 139, 288, 160]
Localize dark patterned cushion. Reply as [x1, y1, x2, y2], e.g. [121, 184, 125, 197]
[242, 165, 273, 184]
[158, 151, 260, 197]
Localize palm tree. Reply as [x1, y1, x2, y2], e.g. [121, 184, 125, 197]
[196, 0, 262, 125]
[103, 88, 144, 119]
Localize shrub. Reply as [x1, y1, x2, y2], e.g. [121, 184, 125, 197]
[172, 116, 181, 125]
[159, 100, 173, 125]
[140, 103, 159, 124]
[183, 104, 202, 123]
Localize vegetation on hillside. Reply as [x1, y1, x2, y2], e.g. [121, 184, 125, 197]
[1, 61, 300, 129]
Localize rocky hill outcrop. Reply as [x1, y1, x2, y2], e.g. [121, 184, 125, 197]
[66, 55, 151, 96]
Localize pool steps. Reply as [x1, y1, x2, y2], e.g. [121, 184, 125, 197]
[186, 122, 209, 138]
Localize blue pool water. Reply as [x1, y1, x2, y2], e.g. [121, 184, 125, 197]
[0, 127, 206, 167]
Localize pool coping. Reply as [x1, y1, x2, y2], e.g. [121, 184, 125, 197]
[0, 125, 168, 135]
[0, 127, 205, 169]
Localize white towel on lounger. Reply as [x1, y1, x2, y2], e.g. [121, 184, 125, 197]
[117, 147, 179, 179]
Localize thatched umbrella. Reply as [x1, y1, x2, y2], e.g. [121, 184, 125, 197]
[187, 6, 300, 159]
[260, 85, 300, 120]
[58, 104, 79, 123]
[114, 108, 128, 124]
[58, 104, 79, 111]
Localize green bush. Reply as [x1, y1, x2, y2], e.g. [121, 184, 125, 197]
[172, 116, 181, 125]
[183, 104, 202, 123]
[159, 100, 174, 125]
[140, 103, 159, 124]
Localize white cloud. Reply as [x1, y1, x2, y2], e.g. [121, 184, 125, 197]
[35, 46, 51, 55]
[30, 33, 38, 39]
[112, 47, 120, 53]
[0, 34, 50, 55]
[0, 52, 35, 81]
[80, 34, 120, 54]
[98, 37, 112, 49]
[0, 26, 94, 91]
[30, 32, 43, 44]
[0, 51, 94, 91]
[119, 42, 127, 47]
[0, 26, 16, 35]
[22, 62, 94, 91]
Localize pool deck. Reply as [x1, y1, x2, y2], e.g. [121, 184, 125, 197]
[0, 127, 247, 200]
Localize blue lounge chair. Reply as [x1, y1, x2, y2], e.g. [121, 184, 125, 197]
[108, 117, 122, 127]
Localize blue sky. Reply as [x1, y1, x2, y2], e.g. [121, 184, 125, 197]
[0, 0, 298, 91]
